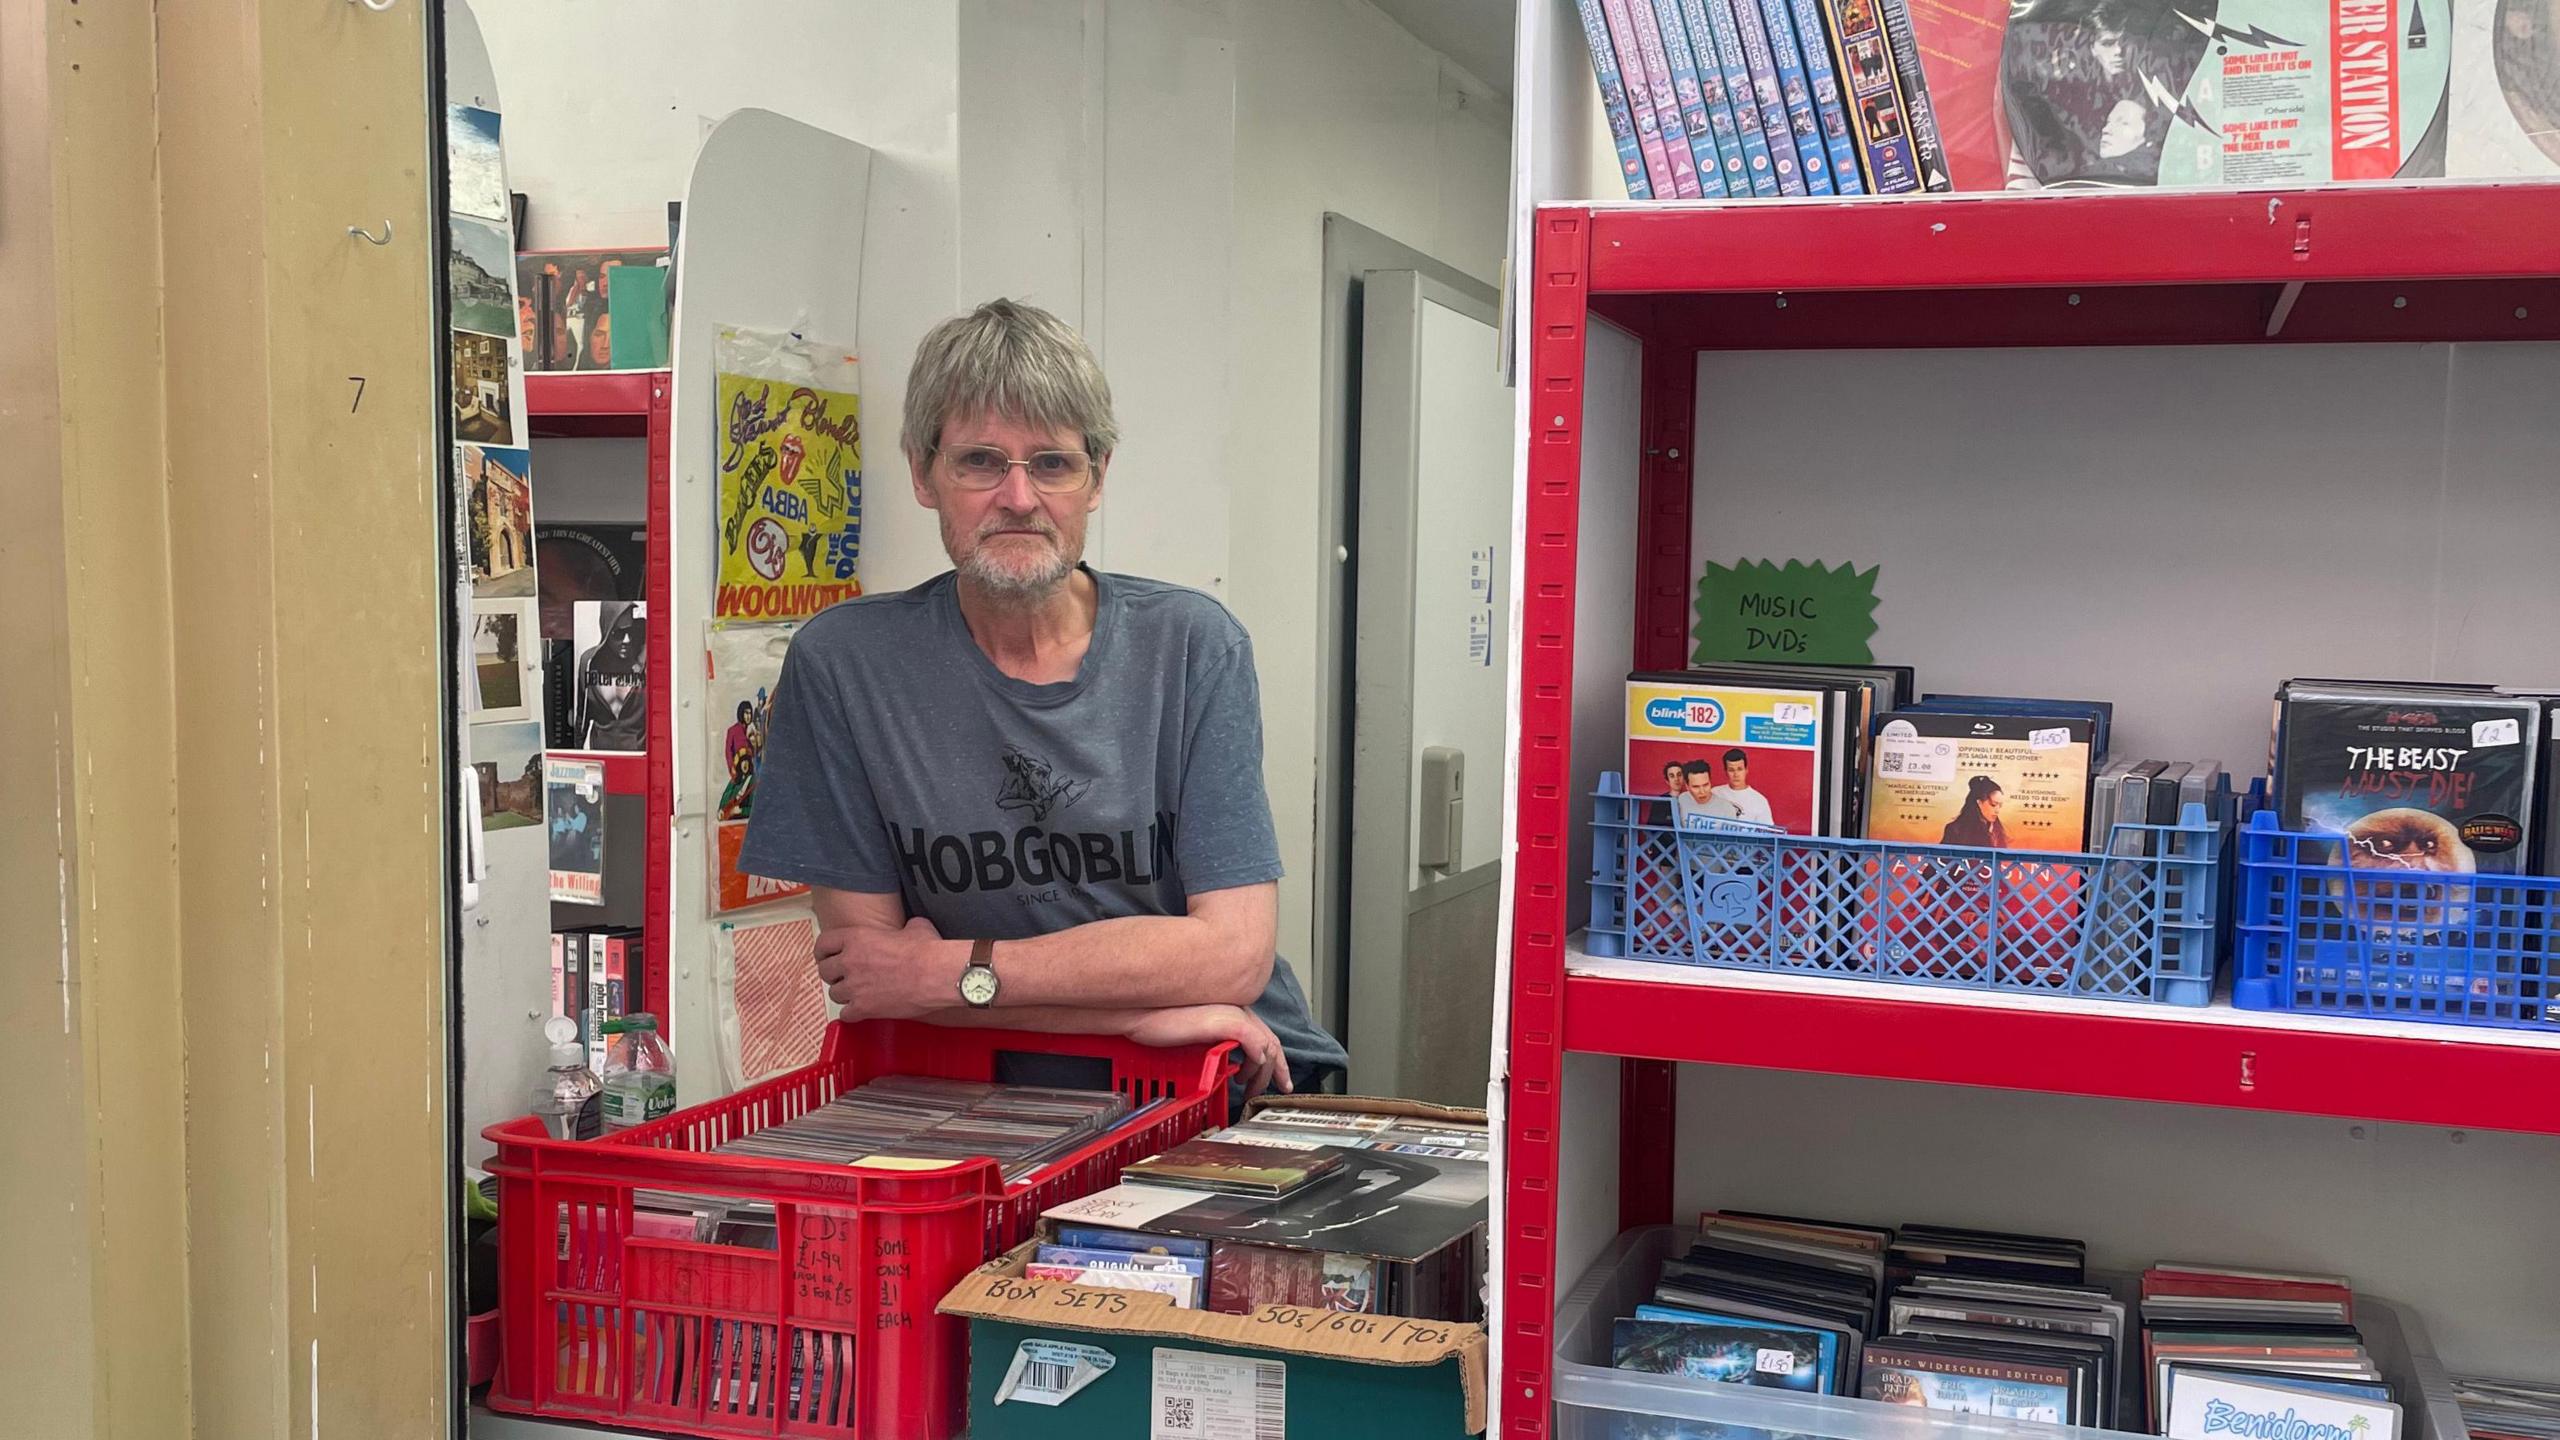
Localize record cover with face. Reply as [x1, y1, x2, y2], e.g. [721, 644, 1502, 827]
[2278, 685, 2541, 886]
[1627, 677, 1832, 836]
[1866, 711, 2096, 853]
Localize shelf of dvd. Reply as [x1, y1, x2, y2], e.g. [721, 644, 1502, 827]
[524, 370, 671, 1031]
[1497, 194, 2560, 1436]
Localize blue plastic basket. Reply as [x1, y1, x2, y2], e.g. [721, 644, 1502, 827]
[2234, 811, 2560, 1031]
[1585, 772, 2223, 1004]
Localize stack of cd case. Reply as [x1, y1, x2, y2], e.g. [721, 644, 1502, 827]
[712, 1075, 1141, 1183]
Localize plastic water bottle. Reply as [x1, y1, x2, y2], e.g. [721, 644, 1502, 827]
[599, 1013, 677, 1132]
[532, 1013, 602, 1140]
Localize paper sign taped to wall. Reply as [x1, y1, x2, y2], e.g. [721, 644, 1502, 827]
[716, 912, 829, 1087]
[1692, 560, 1880, 666]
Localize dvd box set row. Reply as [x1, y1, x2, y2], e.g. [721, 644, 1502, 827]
[1625, 665, 2560, 878]
[1035, 1102, 1490, 1322]
[550, 926, 644, 1074]
[1581, 0, 2555, 196]
[1575, 0, 1920, 200]
[1609, 1209, 2411, 1440]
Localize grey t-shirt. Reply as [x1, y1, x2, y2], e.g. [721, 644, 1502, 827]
[739, 567, 1347, 1080]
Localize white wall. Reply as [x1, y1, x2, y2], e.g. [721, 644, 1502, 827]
[473, 0, 1514, 1025]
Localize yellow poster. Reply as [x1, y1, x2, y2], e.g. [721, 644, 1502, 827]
[713, 326, 862, 624]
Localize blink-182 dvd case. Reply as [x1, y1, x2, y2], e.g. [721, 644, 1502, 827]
[1628, 677, 1838, 837]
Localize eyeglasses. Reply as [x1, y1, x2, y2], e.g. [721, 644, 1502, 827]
[935, 444, 1095, 493]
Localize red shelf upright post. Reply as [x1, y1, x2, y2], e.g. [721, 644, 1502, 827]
[1617, 334, 1698, 1236]
[1503, 208, 1592, 1439]
[644, 374, 673, 1041]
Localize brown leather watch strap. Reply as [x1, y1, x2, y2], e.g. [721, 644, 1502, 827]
[969, 937, 995, 970]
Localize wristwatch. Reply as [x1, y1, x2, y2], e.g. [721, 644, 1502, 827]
[959, 938, 1000, 1008]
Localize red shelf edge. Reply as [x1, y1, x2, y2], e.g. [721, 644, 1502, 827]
[1578, 184, 2560, 297]
[526, 369, 665, 417]
[1560, 973, 2560, 1136]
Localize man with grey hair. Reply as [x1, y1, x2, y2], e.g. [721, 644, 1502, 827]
[740, 298, 1345, 1097]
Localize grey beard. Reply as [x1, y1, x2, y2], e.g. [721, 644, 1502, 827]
[961, 544, 1075, 602]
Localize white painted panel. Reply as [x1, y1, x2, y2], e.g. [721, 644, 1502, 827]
[472, 0, 960, 251]
[1409, 297, 1517, 879]
[1093, 0, 1237, 588]
[1569, 318, 1642, 935]
[1672, 1063, 2560, 1376]
[1556, 1051, 1628, 1292]
[1689, 343, 2560, 770]
[1222, 0, 1512, 981]
[666, 112, 902, 1103]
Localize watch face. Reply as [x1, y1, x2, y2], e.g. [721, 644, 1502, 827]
[959, 966, 999, 1006]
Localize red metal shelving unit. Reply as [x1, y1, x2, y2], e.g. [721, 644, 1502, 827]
[527, 369, 674, 1037]
[1501, 185, 2560, 1438]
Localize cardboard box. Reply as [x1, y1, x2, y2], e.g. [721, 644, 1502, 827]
[939, 1241, 1488, 1439]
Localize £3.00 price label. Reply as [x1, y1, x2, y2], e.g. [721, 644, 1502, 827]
[1152, 1349, 1284, 1440]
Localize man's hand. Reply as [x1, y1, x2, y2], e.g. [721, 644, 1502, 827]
[814, 915, 960, 1020]
[1126, 1004, 1294, 1099]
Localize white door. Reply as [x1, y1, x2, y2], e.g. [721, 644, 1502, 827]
[1345, 270, 1513, 1106]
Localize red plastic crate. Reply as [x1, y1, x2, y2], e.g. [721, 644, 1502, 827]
[482, 1019, 1234, 1439]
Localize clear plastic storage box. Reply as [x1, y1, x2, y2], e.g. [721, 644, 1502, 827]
[1551, 1226, 2466, 1440]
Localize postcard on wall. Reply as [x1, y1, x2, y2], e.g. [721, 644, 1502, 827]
[707, 622, 807, 914]
[712, 325, 862, 627]
[452, 329, 519, 447]
[445, 104, 509, 223]
[546, 756, 607, 905]
[468, 598, 538, 725]
[448, 213, 519, 340]
[470, 719, 545, 833]
[463, 443, 536, 599]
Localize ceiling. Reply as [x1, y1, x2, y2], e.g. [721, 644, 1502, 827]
[1369, 0, 1516, 96]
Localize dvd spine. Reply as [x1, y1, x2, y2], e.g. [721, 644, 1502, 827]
[1726, 0, 1809, 194]
[1784, 0, 1865, 193]
[1694, 0, 1783, 195]
[1813, 0, 1922, 192]
[1674, 0, 1753, 194]
[1577, 0, 1655, 198]
[1622, 0, 1706, 196]
[1651, 0, 1733, 195]
[1598, 0, 1681, 196]
[1873, 0, 1950, 190]
[1754, 0, 1836, 193]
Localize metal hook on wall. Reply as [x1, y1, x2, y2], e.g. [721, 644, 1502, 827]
[347, 220, 394, 246]
[347, 0, 398, 11]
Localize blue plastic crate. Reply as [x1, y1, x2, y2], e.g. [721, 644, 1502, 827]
[1585, 773, 2223, 1004]
[2234, 811, 2560, 1031]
